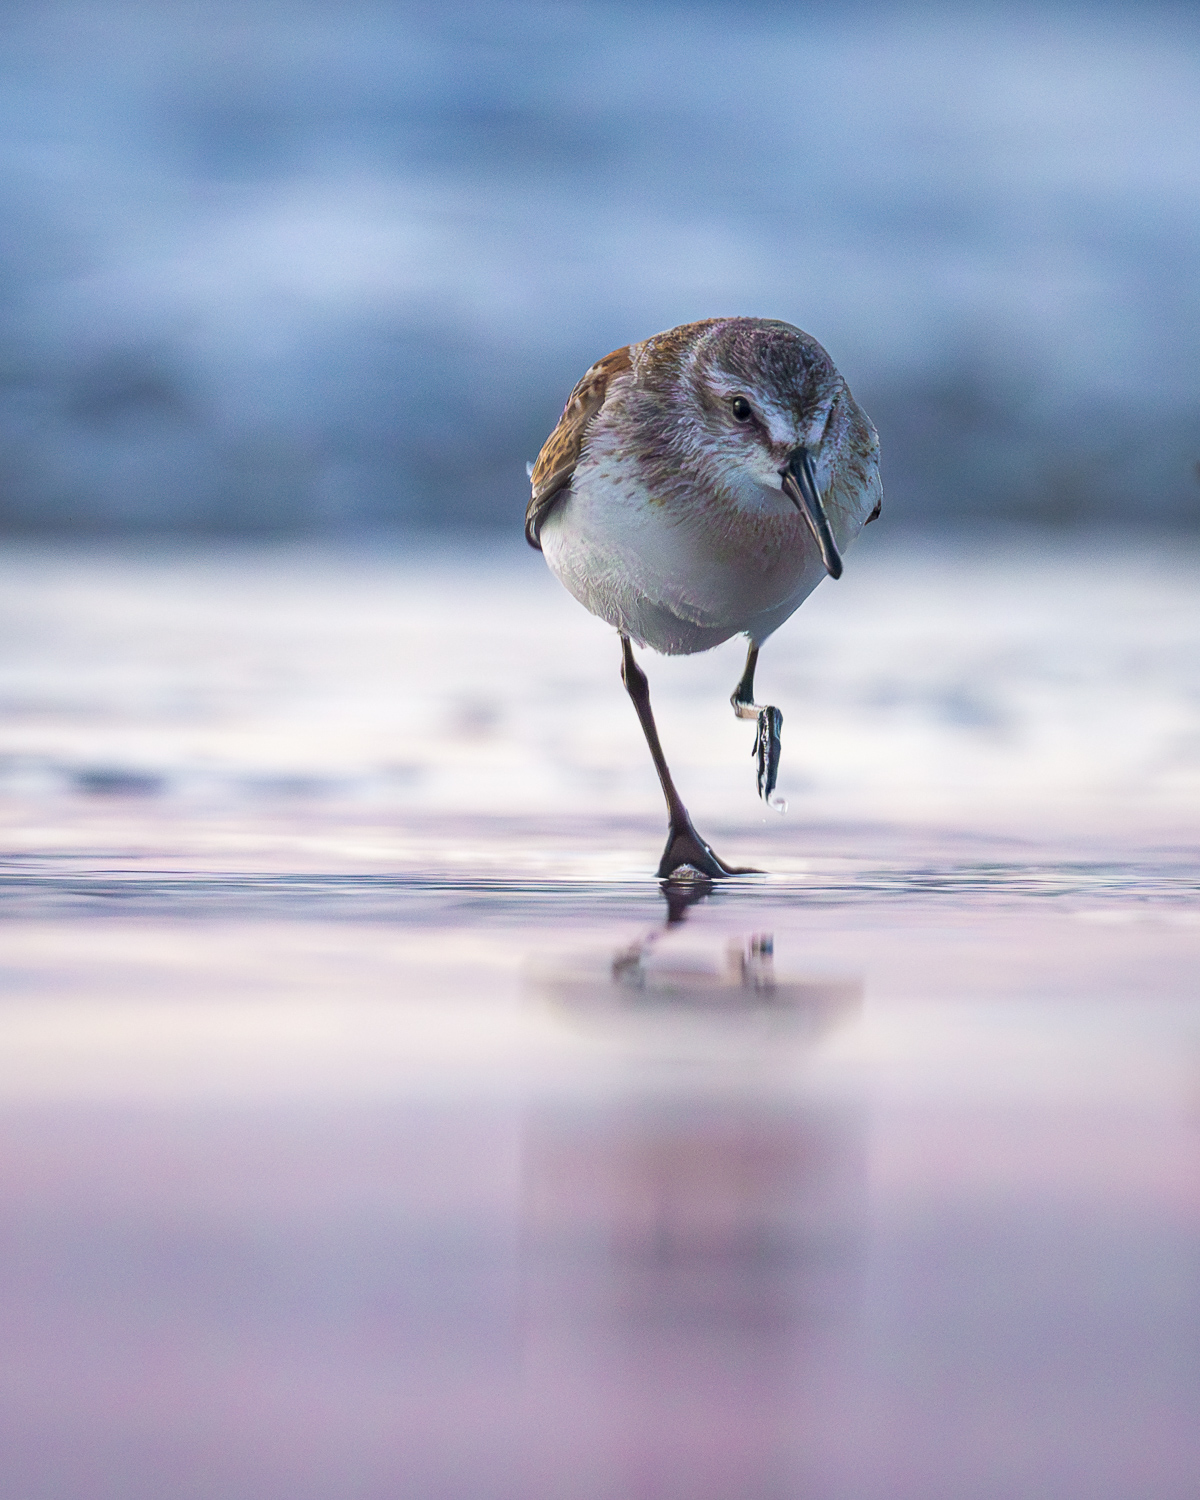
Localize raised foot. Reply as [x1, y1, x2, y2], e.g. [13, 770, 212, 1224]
[752, 706, 783, 802]
[657, 816, 758, 879]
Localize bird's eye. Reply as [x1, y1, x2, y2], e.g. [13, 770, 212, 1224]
[730, 396, 753, 422]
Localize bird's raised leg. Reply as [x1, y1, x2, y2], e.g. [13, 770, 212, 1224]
[620, 634, 754, 879]
[731, 642, 784, 803]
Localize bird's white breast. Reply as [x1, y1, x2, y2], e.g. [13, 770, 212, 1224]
[539, 417, 864, 655]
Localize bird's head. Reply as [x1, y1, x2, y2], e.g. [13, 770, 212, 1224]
[680, 318, 847, 578]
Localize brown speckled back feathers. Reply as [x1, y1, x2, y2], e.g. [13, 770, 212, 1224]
[526, 345, 633, 549]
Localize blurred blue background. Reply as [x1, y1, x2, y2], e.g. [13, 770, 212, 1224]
[1, 0, 1198, 533]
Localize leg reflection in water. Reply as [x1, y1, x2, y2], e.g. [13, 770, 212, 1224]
[528, 876, 861, 1030]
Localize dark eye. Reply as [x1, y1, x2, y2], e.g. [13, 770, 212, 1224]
[730, 396, 753, 422]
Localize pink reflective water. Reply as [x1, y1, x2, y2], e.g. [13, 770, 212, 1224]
[0, 540, 1198, 1497]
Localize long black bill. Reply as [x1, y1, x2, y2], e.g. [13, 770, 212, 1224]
[781, 447, 843, 579]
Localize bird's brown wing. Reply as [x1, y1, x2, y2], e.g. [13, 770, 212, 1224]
[525, 344, 633, 550]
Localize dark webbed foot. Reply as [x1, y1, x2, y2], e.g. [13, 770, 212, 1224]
[731, 643, 785, 805]
[658, 813, 757, 880]
[751, 706, 783, 803]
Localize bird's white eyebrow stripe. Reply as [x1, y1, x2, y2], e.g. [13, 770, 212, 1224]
[755, 397, 794, 447]
[705, 376, 794, 446]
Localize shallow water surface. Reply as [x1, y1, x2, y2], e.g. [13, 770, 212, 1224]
[1, 540, 1198, 1498]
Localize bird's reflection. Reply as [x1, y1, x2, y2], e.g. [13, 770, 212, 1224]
[527, 875, 861, 1036]
[611, 924, 777, 996]
[517, 880, 865, 1495]
[660, 874, 713, 925]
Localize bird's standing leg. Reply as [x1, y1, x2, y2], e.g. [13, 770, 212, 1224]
[620, 634, 753, 879]
[731, 642, 784, 804]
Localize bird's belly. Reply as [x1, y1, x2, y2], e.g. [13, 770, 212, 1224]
[540, 463, 825, 655]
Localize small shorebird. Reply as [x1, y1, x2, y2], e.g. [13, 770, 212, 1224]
[526, 317, 882, 878]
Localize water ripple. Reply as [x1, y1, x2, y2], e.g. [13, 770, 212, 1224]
[0, 855, 1195, 923]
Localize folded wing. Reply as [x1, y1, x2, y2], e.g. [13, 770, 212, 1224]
[525, 345, 633, 549]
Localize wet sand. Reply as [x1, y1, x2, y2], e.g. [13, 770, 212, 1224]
[1, 537, 1198, 1497]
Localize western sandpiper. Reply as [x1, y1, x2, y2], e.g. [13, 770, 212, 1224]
[527, 317, 882, 878]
